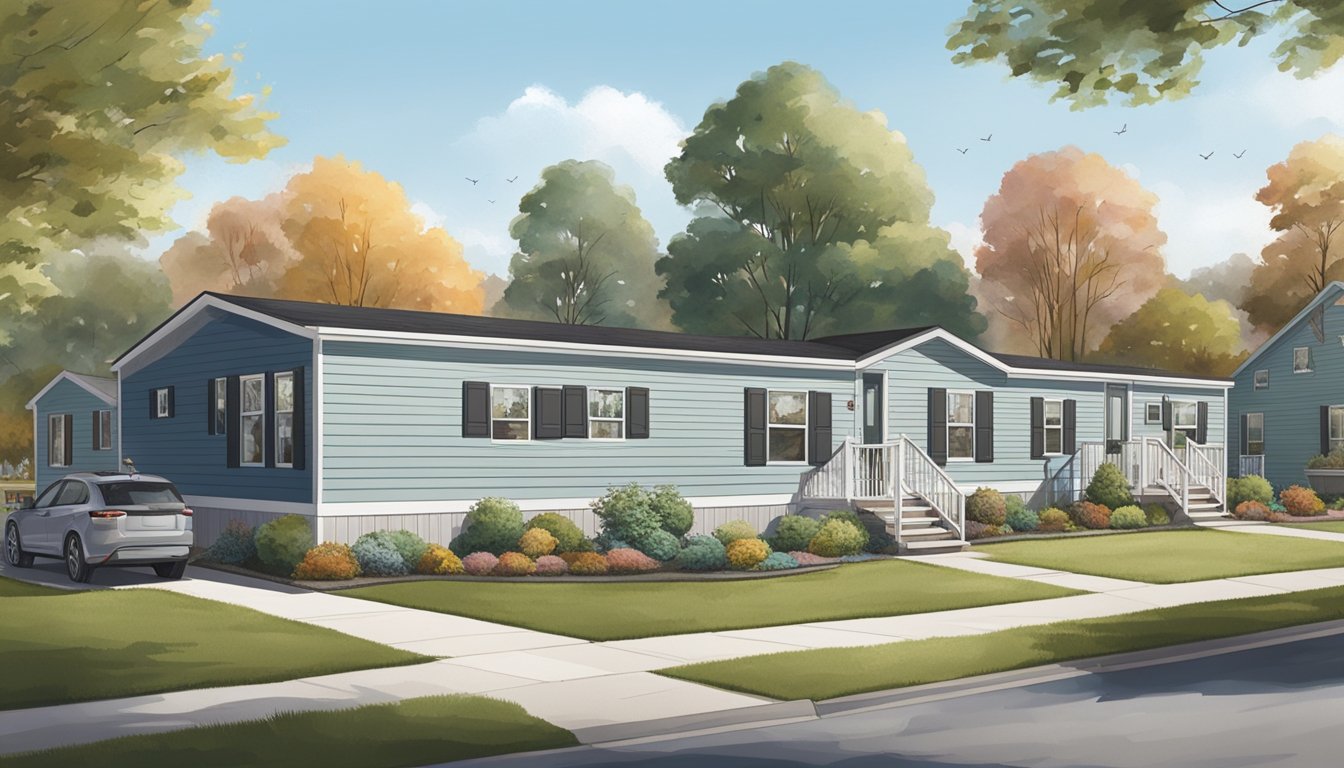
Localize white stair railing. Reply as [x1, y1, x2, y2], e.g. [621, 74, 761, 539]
[899, 435, 965, 540]
[1187, 442, 1226, 505]
[1143, 437, 1191, 513]
[801, 438, 850, 500]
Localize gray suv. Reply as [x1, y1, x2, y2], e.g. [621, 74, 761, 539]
[4, 472, 193, 583]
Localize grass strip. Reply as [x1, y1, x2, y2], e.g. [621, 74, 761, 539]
[0, 575, 71, 597]
[1282, 521, 1344, 534]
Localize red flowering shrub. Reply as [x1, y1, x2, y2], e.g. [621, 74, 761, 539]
[605, 547, 660, 574]
[1070, 501, 1111, 530]
[535, 555, 568, 576]
[461, 552, 499, 576]
[1233, 501, 1271, 521]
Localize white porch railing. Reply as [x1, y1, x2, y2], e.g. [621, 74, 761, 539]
[801, 439, 850, 500]
[1187, 442, 1225, 504]
[1143, 438, 1190, 512]
[1238, 454, 1265, 478]
[1075, 438, 1201, 513]
[899, 435, 965, 540]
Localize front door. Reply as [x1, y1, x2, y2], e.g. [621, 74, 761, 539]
[862, 374, 884, 445]
[1105, 384, 1128, 454]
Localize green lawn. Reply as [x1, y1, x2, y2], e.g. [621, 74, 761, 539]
[980, 529, 1344, 583]
[340, 560, 1081, 641]
[1, 585, 428, 710]
[661, 584, 1344, 701]
[0, 575, 71, 597]
[0, 695, 577, 768]
[1283, 520, 1344, 534]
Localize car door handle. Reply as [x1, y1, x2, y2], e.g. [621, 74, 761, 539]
[35, 511, 49, 517]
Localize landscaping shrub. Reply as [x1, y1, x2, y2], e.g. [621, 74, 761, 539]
[1306, 448, 1344, 470]
[1233, 500, 1272, 521]
[461, 552, 500, 576]
[965, 520, 991, 540]
[769, 515, 822, 553]
[518, 528, 558, 559]
[865, 529, 897, 554]
[820, 509, 871, 550]
[1070, 501, 1112, 530]
[1280, 485, 1326, 516]
[593, 533, 631, 553]
[352, 533, 410, 576]
[592, 484, 662, 545]
[557, 551, 585, 566]
[604, 548, 659, 574]
[649, 484, 694, 538]
[1037, 507, 1070, 532]
[450, 498, 526, 556]
[675, 534, 727, 571]
[493, 551, 537, 577]
[726, 538, 771, 570]
[1144, 504, 1171, 527]
[756, 552, 799, 571]
[534, 555, 568, 576]
[1226, 475, 1273, 509]
[567, 552, 609, 575]
[1085, 463, 1133, 510]
[966, 487, 1007, 526]
[383, 530, 429, 571]
[416, 544, 464, 575]
[206, 520, 256, 564]
[525, 513, 590, 553]
[1005, 501, 1040, 532]
[634, 529, 681, 562]
[1269, 499, 1288, 514]
[807, 519, 866, 557]
[989, 524, 1015, 537]
[789, 551, 833, 566]
[1110, 505, 1147, 530]
[254, 514, 312, 572]
[712, 519, 759, 547]
[292, 542, 361, 580]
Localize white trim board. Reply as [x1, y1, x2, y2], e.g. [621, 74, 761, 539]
[24, 371, 118, 410]
[319, 494, 795, 518]
[182, 496, 315, 516]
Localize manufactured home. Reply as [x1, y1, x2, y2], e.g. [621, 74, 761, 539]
[25, 371, 120, 493]
[23, 292, 1231, 552]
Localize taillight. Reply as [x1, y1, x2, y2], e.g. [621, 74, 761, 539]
[89, 509, 126, 519]
[180, 508, 193, 517]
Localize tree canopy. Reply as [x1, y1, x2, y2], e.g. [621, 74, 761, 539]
[1096, 286, 1247, 376]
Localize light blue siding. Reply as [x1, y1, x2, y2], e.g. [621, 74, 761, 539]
[320, 341, 855, 503]
[32, 379, 118, 493]
[1131, 385, 1226, 446]
[1229, 295, 1344, 488]
[121, 313, 313, 503]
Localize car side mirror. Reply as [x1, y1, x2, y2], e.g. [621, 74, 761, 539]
[19, 495, 34, 510]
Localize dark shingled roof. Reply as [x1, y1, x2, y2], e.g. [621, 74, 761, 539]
[988, 353, 1230, 382]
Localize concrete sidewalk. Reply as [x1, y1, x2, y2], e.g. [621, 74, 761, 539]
[1198, 519, 1344, 543]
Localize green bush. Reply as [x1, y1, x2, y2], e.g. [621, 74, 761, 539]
[635, 529, 682, 561]
[756, 551, 799, 571]
[807, 519, 866, 557]
[254, 514, 312, 572]
[525, 513, 590, 553]
[206, 520, 256, 564]
[1226, 475, 1273, 509]
[676, 534, 727, 571]
[351, 533, 410, 576]
[1037, 508, 1070, 532]
[1143, 503, 1171, 526]
[1005, 502, 1039, 532]
[1110, 505, 1147, 529]
[770, 515, 822, 552]
[713, 519, 759, 547]
[382, 530, 429, 571]
[820, 509, 870, 550]
[592, 484, 662, 545]
[649, 484, 694, 537]
[966, 487, 1007, 526]
[450, 498, 526, 556]
[1307, 448, 1344, 470]
[1085, 463, 1133, 510]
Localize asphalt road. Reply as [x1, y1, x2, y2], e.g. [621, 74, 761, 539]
[461, 629, 1344, 768]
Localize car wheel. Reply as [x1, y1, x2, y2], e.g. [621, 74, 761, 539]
[153, 561, 186, 580]
[5, 522, 34, 568]
[65, 534, 93, 584]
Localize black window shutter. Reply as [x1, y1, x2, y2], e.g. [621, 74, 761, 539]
[149, 388, 157, 419]
[1161, 396, 1172, 431]
[226, 376, 241, 468]
[974, 390, 994, 463]
[291, 367, 306, 470]
[534, 388, 563, 439]
[927, 388, 947, 466]
[744, 388, 767, 466]
[1063, 399, 1077, 454]
[1240, 414, 1249, 456]
[1029, 397, 1045, 460]
[264, 373, 276, 467]
[808, 391, 832, 466]
[91, 411, 100, 451]
[1322, 406, 1332, 457]
[462, 382, 490, 438]
[207, 380, 216, 435]
[62, 414, 73, 466]
[627, 387, 650, 439]
[562, 385, 587, 438]
[1196, 401, 1209, 444]
[166, 386, 175, 418]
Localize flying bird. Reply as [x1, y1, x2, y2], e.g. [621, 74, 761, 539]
[506, 176, 518, 183]
[465, 177, 479, 185]
[980, 133, 992, 142]
[487, 199, 496, 204]
[1114, 123, 1127, 136]
[1234, 150, 1246, 158]
[955, 147, 969, 154]
[1199, 151, 1214, 160]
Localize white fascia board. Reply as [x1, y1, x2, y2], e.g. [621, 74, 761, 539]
[319, 494, 795, 517]
[1232, 281, 1344, 378]
[182, 496, 316, 516]
[24, 371, 118, 410]
[112, 295, 318, 374]
[312, 339, 323, 514]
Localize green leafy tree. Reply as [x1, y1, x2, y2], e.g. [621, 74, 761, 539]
[660, 62, 983, 340]
[948, 1, 1344, 108]
[1096, 287, 1247, 376]
[0, 364, 59, 471]
[495, 160, 668, 328]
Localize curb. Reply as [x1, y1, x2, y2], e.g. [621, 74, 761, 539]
[571, 699, 818, 745]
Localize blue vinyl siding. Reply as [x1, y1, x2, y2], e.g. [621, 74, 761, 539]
[121, 314, 313, 503]
[32, 380, 118, 493]
[320, 341, 855, 503]
[1229, 294, 1344, 488]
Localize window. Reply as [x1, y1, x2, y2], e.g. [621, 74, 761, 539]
[55, 480, 89, 506]
[32, 482, 63, 509]
[491, 386, 530, 440]
[1294, 347, 1312, 373]
[99, 482, 183, 506]
[1246, 413, 1264, 456]
[48, 414, 67, 467]
[1043, 400, 1064, 455]
[1145, 402, 1162, 424]
[588, 388, 624, 440]
[275, 372, 294, 467]
[155, 388, 170, 418]
[240, 374, 265, 465]
[1171, 401, 1198, 448]
[93, 409, 112, 451]
[947, 391, 975, 460]
[1332, 406, 1344, 454]
[213, 377, 227, 434]
[767, 390, 807, 463]
[1254, 369, 1269, 390]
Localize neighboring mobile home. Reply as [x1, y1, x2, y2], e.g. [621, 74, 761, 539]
[25, 372, 120, 493]
[102, 293, 1231, 551]
[1228, 281, 1344, 489]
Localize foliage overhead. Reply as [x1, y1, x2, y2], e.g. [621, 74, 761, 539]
[1096, 287, 1248, 376]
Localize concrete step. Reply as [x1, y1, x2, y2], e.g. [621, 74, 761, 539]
[893, 515, 940, 529]
[1186, 502, 1223, 511]
[1186, 510, 1230, 521]
[897, 526, 955, 539]
[901, 539, 968, 555]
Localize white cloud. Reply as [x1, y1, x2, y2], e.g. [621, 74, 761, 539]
[409, 200, 446, 231]
[942, 219, 982, 272]
[1150, 179, 1274, 279]
[1248, 66, 1344, 129]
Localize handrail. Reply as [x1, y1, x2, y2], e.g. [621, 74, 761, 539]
[1143, 437, 1190, 513]
[1186, 441, 1225, 504]
[1044, 450, 1079, 508]
[898, 435, 965, 540]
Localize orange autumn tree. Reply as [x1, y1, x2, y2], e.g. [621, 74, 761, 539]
[975, 147, 1166, 361]
[160, 194, 294, 305]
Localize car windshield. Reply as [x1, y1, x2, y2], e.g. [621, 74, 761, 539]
[98, 482, 183, 506]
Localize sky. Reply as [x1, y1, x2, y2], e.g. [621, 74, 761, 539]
[153, 0, 1344, 280]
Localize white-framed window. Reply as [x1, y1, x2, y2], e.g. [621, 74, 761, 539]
[213, 377, 227, 434]
[1171, 400, 1198, 448]
[491, 385, 531, 441]
[767, 390, 808, 463]
[588, 388, 624, 440]
[1293, 347, 1312, 373]
[1145, 402, 1162, 424]
[1246, 413, 1264, 456]
[1331, 406, 1344, 454]
[1043, 399, 1064, 455]
[274, 372, 294, 467]
[947, 391, 975, 460]
[240, 374, 265, 466]
[1254, 369, 1269, 390]
[155, 388, 170, 418]
[94, 409, 112, 451]
[48, 414, 67, 467]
